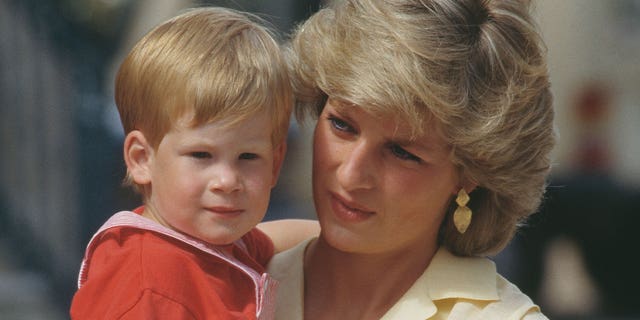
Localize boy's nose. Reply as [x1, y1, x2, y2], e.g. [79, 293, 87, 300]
[209, 165, 242, 194]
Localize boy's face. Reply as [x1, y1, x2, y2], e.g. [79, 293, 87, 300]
[141, 111, 284, 245]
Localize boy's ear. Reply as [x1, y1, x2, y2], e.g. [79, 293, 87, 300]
[270, 140, 287, 187]
[124, 130, 153, 185]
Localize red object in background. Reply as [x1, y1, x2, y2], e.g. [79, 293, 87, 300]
[575, 83, 612, 123]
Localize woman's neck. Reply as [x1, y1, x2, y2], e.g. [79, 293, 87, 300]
[303, 236, 438, 320]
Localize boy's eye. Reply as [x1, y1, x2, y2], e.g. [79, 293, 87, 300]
[190, 151, 211, 159]
[328, 115, 354, 133]
[239, 153, 258, 160]
[389, 144, 422, 163]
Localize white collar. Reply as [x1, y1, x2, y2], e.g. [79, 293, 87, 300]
[381, 247, 499, 319]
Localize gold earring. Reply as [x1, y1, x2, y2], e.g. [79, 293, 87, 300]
[453, 189, 472, 234]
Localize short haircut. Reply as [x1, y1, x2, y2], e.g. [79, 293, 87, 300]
[116, 7, 292, 148]
[289, 0, 555, 256]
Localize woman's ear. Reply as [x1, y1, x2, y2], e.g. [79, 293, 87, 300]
[270, 140, 288, 188]
[454, 175, 478, 196]
[462, 180, 478, 194]
[124, 130, 153, 185]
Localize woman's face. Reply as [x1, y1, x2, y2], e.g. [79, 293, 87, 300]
[312, 99, 460, 256]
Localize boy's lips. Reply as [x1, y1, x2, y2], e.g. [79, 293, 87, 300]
[330, 192, 375, 222]
[205, 206, 244, 215]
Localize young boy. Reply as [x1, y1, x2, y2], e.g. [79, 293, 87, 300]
[70, 7, 316, 319]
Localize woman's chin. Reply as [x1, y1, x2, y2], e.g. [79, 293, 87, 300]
[319, 225, 376, 254]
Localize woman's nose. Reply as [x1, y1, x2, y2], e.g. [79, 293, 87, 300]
[336, 141, 376, 191]
[209, 164, 242, 194]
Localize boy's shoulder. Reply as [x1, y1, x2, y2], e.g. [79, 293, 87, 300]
[84, 211, 272, 275]
[86, 226, 204, 285]
[237, 227, 275, 267]
[73, 226, 247, 319]
[72, 212, 276, 319]
[91, 224, 233, 277]
[71, 227, 195, 318]
[85, 213, 271, 282]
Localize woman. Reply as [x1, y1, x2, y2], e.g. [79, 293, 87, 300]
[269, 0, 554, 319]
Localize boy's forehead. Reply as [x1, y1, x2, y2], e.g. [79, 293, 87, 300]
[174, 108, 246, 126]
[173, 107, 275, 130]
[169, 109, 273, 137]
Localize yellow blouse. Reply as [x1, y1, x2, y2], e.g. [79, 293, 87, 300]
[267, 238, 547, 320]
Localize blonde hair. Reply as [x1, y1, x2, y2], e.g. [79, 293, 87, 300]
[289, 0, 555, 256]
[115, 7, 292, 193]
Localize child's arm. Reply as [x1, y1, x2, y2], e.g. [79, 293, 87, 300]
[257, 219, 320, 254]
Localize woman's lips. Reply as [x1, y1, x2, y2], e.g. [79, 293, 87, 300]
[330, 193, 375, 222]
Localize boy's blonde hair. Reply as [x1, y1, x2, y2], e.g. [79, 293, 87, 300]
[115, 7, 292, 193]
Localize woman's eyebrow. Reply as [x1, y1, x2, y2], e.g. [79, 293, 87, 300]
[390, 133, 450, 153]
[327, 102, 358, 123]
[390, 138, 433, 154]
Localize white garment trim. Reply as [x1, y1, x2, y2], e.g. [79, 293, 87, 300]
[76, 211, 278, 319]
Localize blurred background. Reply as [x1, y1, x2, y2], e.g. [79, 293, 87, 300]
[0, 0, 638, 319]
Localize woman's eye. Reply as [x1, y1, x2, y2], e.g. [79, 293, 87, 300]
[239, 153, 259, 160]
[190, 151, 211, 159]
[328, 115, 354, 133]
[390, 144, 422, 163]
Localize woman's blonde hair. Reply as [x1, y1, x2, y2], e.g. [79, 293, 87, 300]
[115, 7, 292, 193]
[290, 0, 555, 256]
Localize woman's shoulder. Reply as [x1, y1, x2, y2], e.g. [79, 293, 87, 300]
[490, 274, 548, 319]
[267, 237, 313, 276]
[382, 247, 547, 319]
[266, 238, 312, 320]
[431, 248, 547, 319]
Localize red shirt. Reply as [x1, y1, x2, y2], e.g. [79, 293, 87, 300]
[70, 211, 275, 320]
